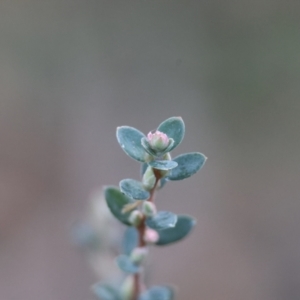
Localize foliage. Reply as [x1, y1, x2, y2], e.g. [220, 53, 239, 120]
[94, 117, 206, 300]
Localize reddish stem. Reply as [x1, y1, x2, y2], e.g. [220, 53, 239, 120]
[132, 172, 161, 300]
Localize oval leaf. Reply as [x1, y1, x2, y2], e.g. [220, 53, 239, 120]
[148, 160, 178, 171]
[156, 215, 196, 246]
[120, 179, 150, 200]
[146, 211, 177, 231]
[139, 286, 174, 300]
[122, 227, 138, 255]
[141, 137, 157, 156]
[168, 152, 207, 181]
[104, 186, 135, 226]
[157, 117, 185, 151]
[141, 162, 148, 177]
[116, 255, 140, 274]
[93, 283, 121, 300]
[158, 177, 168, 189]
[116, 126, 147, 162]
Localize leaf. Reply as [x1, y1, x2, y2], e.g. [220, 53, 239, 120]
[122, 227, 139, 255]
[141, 137, 157, 156]
[116, 126, 147, 162]
[116, 255, 140, 274]
[104, 186, 135, 226]
[156, 215, 196, 246]
[146, 211, 177, 231]
[120, 179, 150, 200]
[148, 160, 178, 171]
[157, 117, 185, 152]
[93, 283, 121, 300]
[139, 286, 174, 300]
[168, 152, 207, 181]
[158, 177, 168, 189]
[140, 163, 148, 177]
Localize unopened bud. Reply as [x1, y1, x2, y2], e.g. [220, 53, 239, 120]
[120, 276, 135, 300]
[142, 201, 157, 217]
[147, 131, 170, 152]
[129, 210, 143, 227]
[162, 152, 172, 161]
[142, 166, 156, 190]
[130, 247, 148, 264]
[143, 228, 159, 244]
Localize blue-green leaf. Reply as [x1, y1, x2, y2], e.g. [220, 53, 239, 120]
[158, 177, 168, 189]
[141, 163, 148, 177]
[122, 227, 138, 255]
[146, 211, 177, 231]
[116, 255, 140, 274]
[116, 126, 147, 162]
[120, 179, 150, 200]
[156, 215, 196, 246]
[93, 283, 121, 300]
[168, 152, 207, 181]
[139, 286, 174, 300]
[141, 137, 157, 156]
[104, 186, 135, 226]
[148, 160, 178, 171]
[157, 117, 185, 151]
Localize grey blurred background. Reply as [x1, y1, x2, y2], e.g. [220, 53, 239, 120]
[1, 0, 300, 299]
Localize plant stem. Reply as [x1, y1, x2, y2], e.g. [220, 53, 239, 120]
[132, 172, 161, 300]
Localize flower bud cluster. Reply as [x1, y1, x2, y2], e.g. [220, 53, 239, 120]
[147, 130, 170, 152]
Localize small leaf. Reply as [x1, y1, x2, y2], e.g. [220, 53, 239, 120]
[141, 163, 148, 177]
[141, 137, 157, 156]
[139, 285, 174, 300]
[104, 186, 135, 226]
[116, 126, 147, 162]
[158, 177, 168, 189]
[148, 160, 178, 171]
[122, 227, 138, 255]
[120, 179, 150, 200]
[116, 255, 140, 274]
[157, 117, 185, 151]
[146, 211, 177, 231]
[93, 283, 121, 300]
[156, 215, 196, 246]
[168, 152, 207, 181]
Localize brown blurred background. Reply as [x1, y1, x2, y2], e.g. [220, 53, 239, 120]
[1, 0, 300, 299]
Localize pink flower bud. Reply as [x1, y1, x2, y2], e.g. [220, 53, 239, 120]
[143, 228, 159, 244]
[147, 130, 169, 152]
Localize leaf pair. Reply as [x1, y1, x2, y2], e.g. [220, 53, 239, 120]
[141, 152, 207, 183]
[116, 117, 185, 162]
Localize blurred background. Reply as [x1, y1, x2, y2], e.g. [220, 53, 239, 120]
[1, 0, 300, 299]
